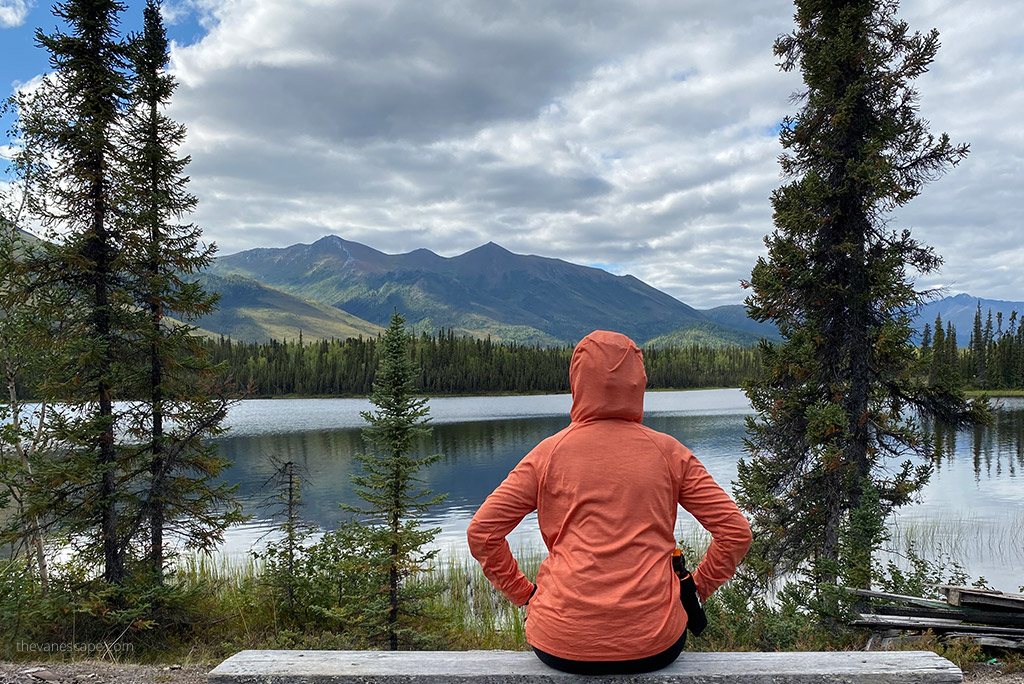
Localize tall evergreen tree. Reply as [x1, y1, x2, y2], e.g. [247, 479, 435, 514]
[970, 304, 986, 388]
[344, 312, 446, 650]
[16, 0, 133, 585]
[946, 321, 959, 382]
[119, 0, 240, 581]
[982, 311, 994, 387]
[736, 0, 987, 594]
[919, 322, 932, 374]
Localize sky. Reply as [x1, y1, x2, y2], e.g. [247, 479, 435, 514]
[1, 0, 1022, 309]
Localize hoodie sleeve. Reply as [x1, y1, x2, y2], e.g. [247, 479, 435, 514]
[466, 454, 539, 607]
[677, 449, 752, 602]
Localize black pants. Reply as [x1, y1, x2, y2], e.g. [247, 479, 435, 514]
[532, 630, 687, 675]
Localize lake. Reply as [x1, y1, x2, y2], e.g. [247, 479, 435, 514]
[212, 389, 1024, 592]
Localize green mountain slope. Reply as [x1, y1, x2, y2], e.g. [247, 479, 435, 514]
[193, 273, 383, 343]
[642, 321, 762, 349]
[211, 236, 736, 346]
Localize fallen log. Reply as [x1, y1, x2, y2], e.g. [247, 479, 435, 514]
[853, 614, 1024, 638]
[871, 604, 1024, 628]
[940, 633, 1024, 652]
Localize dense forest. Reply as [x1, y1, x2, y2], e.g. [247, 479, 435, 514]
[203, 330, 763, 396]
[201, 308, 1024, 397]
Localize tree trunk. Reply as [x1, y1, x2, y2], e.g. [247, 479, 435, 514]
[389, 460, 401, 651]
[89, 169, 123, 587]
[148, 97, 166, 582]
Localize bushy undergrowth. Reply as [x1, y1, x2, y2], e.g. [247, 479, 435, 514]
[0, 539, 1003, 666]
[0, 555, 232, 662]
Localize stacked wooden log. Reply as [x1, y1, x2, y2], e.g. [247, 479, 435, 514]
[849, 586, 1024, 651]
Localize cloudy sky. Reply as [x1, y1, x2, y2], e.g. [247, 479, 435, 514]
[1, 0, 1021, 308]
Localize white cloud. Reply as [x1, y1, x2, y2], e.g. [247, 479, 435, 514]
[160, 0, 192, 26]
[0, 0, 31, 29]
[159, 0, 1024, 308]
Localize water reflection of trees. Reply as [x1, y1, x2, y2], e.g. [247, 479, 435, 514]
[214, 417, 569, 531]
[216, 430, 367, 528]
[924, 401, 1024, 480]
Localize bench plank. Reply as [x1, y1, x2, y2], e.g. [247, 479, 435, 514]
[209, 649, 961, 683]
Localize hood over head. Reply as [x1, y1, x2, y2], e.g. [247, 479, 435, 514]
[569, 330, 646, 423]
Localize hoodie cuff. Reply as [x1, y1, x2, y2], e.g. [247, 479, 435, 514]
[510, 577, 536, 607]
[692, 568, 712, 603]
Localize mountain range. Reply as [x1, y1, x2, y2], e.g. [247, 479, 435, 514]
[205, 236, 766, 347]
[190, 236, 1020, 347]
[916, 293, 1023, 339]
[15, 230, 1021, 347]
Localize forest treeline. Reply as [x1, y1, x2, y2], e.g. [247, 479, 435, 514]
[922, 308, 1024, 391]
[201, 308, 1024, 397]
[202, 330, 763, 396]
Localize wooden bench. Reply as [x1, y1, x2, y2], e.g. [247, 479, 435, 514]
[208, 649, 962, 683]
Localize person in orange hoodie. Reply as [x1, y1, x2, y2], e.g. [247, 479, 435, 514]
[467, 330, 752, 674]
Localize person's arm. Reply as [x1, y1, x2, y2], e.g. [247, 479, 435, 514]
[677, 450, 752, 602]
[467, 456, 539, 607]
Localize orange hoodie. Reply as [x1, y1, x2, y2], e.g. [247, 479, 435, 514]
[467, 330, 752, 661]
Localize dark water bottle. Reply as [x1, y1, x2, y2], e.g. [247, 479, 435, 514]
[672, 548, 707, 637]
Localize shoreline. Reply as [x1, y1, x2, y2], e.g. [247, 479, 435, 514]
[235, 387, 1022, 400]
[232, 386, 743, 400]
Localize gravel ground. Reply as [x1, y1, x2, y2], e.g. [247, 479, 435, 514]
[1, 658, 1022, 683]
[0, 662, 212, 684]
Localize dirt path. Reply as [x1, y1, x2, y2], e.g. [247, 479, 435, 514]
[2, 658, 1021, 683]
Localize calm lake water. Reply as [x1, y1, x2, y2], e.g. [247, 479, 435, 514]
[213, 390, 1024, 592]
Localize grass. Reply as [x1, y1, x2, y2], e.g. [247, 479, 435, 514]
[885, 511, 1024, 591]
[966, 389, 1024, 397]
[0, 528, 1009, 670]
[420, 549, 538, 650]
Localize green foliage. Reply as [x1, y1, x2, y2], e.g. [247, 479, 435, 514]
[838, 482, 888, 593]
[693, 582, 862, 652]
[736, 0, 989, 604]
[251, 458, 317, 618]
[874, 542, 977, 600]
[343, 312, 448, 649]
[0, 220, 76, 591]
[3, 544, 1002, 661]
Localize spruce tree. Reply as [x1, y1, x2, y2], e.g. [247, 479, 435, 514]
[946, 322, 959, 383]
[17, 0, 133, 585]
[929, 314, 946, 386]
[970, 304, 986, 387]
[919, 322, 932, 376]
[736, 0, 988, 595]
[344, 312, 446, 650]
[119, 0, 240, 581]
